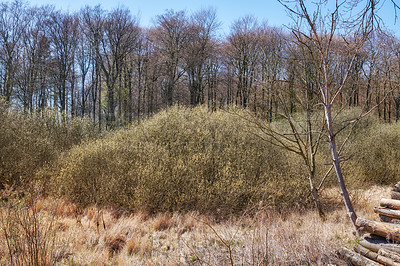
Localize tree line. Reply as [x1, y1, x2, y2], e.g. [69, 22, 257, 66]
[1, 0, 400, 128]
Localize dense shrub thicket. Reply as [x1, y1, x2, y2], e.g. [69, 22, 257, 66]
[348, 119, 400, 185]
[0, 100, 97, 187]
[39, 106, 312, 214]
[2, 102, 400, 214]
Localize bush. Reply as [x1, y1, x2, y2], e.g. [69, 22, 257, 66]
[41, 106, 311, 214]
[347, 119, 400, 185]
[0, 100, 97, 187]
[0, 189, 57, 265]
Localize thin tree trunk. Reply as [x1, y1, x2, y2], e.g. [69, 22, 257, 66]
[324, 101, 357, 229]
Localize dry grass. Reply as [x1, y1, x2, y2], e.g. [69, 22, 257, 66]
[0, 185, 391, 265]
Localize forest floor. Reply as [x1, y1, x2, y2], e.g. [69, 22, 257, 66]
[0, 185, 390, 265]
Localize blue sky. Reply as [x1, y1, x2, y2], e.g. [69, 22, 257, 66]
[26, 0, 400, 37]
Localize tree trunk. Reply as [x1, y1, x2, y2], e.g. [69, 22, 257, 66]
[324, 101, 357, 229]
[81, 72, 86, 117]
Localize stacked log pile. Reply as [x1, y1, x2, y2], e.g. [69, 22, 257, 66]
[339, 182, 400, 265]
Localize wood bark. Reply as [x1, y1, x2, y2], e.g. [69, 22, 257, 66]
[324, 102, 357, 228]
[379, 249, 400, 263]
[381, 199, 400, 210]
[375, 208, 400, 220]
[337, 247, 380, 266]
[359, 237, 400, 254]
[379, 214, 400, 224]
[354, 244, 400, 265]
[393, 182, 400, 193]
[357, 218, 400, 242]
[392, 191, 400, 200]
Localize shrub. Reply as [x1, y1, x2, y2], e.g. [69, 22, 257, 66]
[0, 100, 97, 187]
[0, 191, 57, 265]
[348, 119, 400, 185]
[42, 106, 311, 214]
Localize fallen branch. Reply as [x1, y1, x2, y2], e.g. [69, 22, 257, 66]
[379, 214, 400, 224]
[379, 249, 400, 263]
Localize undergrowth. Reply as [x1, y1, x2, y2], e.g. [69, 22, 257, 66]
[40, 106, 311, 214]
[1, 100, 400, 215]
[0, 100, 97, 187]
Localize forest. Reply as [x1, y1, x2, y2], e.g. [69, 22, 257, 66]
[2, 0, 400, 264]
[0, 0, 399, 125]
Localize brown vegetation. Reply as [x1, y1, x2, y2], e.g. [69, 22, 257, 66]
[1, 102, 399, 216]
[0, 100, 98, 187]
[1, 185, 388, 265]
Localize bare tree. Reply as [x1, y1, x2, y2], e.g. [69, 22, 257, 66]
[142, 28, 162, 116]
[0, 0, 28, 102]
[244, 33, 328, 217]
[153, 10, 188, 106]
[279, 0, 377, 228]
[16, 6, 50, 113]
[100, 7, 139, 127]
[45, 10, 78, 114]
[82, 6, 139, 128]
[258, 24, 285, 120]
[76, 12, 92, 117]
[184, 8, 220, 106]
[205, 39, 222, 111]
[81, 5, 104, 128]
[226, 16, 261, 108]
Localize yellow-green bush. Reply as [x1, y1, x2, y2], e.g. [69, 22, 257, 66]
[347, 119, 400, 185]
[42, 106, 311, 214]
[7, 99, 399, 215]
[0, 100, 97, 187]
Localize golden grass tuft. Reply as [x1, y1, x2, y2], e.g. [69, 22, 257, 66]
[106, 235, 126, 255]
[153, 213, 174, 231]
[54, 200, 80, 218]
[126, 236, 153, 256]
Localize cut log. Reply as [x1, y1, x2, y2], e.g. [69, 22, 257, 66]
[354, 244, 400, 265]
[392, 191, 400, 200]
[393, 182, 400, 193]
[375, 208, 400, 219]
[379, 215, 400, 224]
[338, 247, 380, 266]
[381, 199, 400, 210]
[359, 237, 400, 254]
[379, 249, 400, 263]
[356, 217, 400, 242]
